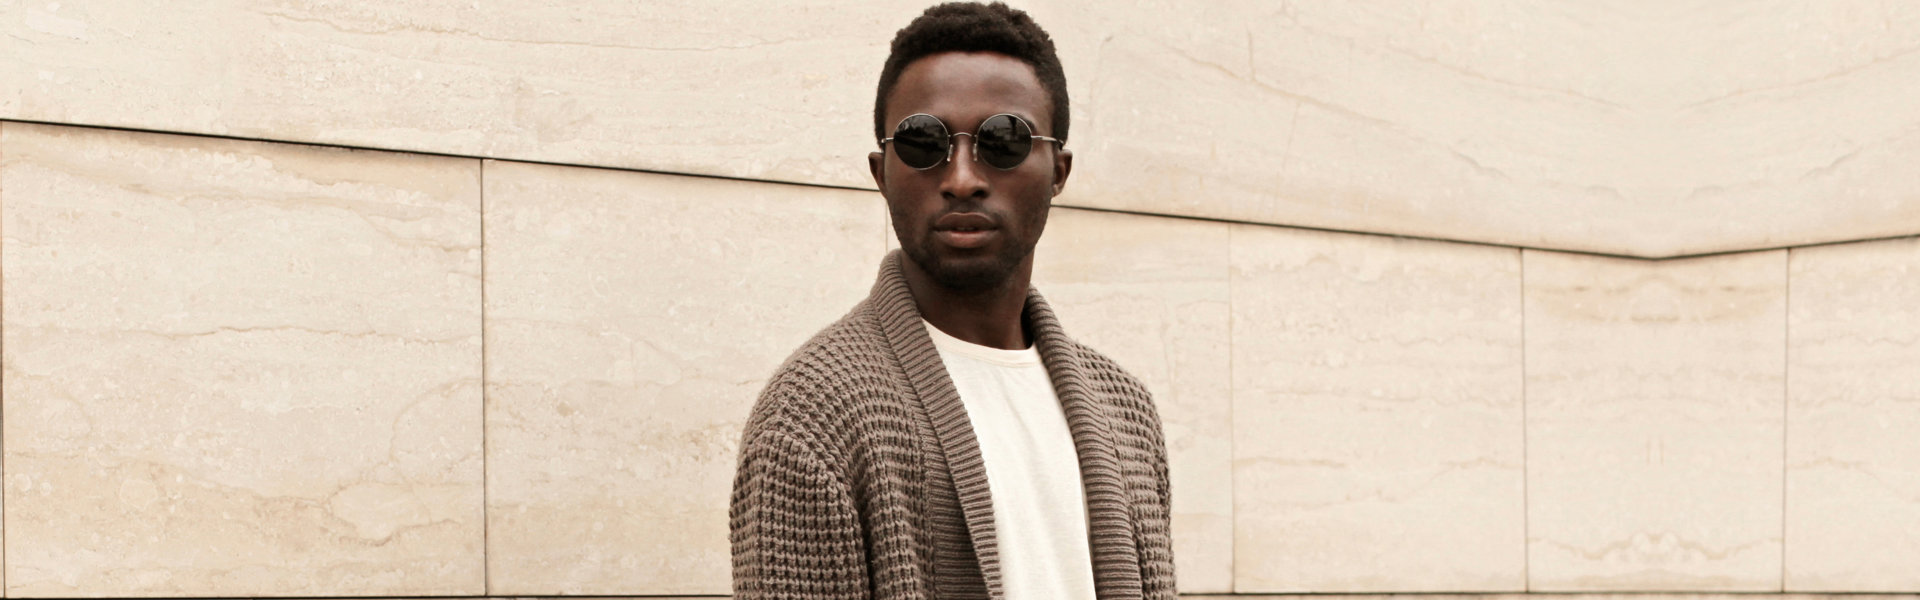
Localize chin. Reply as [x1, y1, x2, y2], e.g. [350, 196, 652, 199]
[929, 263, 1013, 291]
[907, 244, 1023, 292]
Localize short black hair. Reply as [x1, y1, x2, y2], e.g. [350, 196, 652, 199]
[874, 2, 1069, 144]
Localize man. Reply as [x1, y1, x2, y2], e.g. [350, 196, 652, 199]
[729, 3, 1175, 599]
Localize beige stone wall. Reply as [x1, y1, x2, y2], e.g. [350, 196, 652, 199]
[3, 121, 1916, 596]
[1, 0, 1918, 597]
[6, 1, 1920, 257]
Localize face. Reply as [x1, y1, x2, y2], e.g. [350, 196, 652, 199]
[869, 51, 1072, 292]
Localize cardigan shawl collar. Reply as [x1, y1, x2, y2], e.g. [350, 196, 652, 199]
[866, 250, 1144, 600]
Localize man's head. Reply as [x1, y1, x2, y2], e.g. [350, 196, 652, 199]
[869, 2, 1072, 293]
[873, 3, 1070, 146]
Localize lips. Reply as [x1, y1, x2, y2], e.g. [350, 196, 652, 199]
[932, 212, 999, 249]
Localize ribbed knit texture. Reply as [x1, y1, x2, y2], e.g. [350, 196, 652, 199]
[730, 250, 1177, 600]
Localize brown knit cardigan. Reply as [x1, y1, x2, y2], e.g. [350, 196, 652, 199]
[729, 251, 1177, 600]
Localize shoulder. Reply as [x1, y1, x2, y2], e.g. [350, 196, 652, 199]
[743, 304, 898, 445]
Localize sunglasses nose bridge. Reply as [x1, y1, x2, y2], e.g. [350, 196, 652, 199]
[948, 131, 977, 166]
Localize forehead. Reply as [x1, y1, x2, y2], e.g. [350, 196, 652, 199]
[886, 51, 1051, 132]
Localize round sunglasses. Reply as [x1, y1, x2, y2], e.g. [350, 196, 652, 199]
[879, 113, 1064, 171]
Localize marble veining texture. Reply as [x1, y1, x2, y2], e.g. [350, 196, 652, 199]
[1231, 226, 1526, 592]
[1032, 208, 1233, 593]
[1785, 238, 1920, 591]
[0, 0, 903, 202]
[0, 123, 485, 596]
[1524, 250, 1787, 591]
[481, 160, 885, 595]
[6, 2, 1920, 256]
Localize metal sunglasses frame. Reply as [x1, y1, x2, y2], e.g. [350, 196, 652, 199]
[877, 112, 1065, 171]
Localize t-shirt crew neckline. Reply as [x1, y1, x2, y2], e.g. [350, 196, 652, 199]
[921, 319, 1043, 368]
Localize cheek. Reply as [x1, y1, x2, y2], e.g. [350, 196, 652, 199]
[1009, 189, 1052, 242]
[901, 175, 956, 207]
[885, 198, 915, 233]
[884, 190, 934, 237]
[1015, 173, 1056, 217]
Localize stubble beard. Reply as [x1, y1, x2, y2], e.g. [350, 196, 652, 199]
[894, 209, 1039, 294]
[889, 195, 1050, 294]
[903, 236, 1033, 293]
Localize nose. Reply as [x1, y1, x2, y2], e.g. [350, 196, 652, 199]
[938, 133, 989, 200]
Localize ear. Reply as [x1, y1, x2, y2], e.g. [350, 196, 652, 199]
[1049, 147, 1073, 198]
[869, 150, 887, 190]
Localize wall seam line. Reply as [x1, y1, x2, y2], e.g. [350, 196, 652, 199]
[478, 158, 491, 596]
[1519, 249, 1532, 593]
[1779, 248, 1791, 592]
[1, 118, 9, 597]
[1226, 222, 1238, 594]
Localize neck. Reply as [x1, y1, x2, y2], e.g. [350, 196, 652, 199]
[902, 256, 1034, 350]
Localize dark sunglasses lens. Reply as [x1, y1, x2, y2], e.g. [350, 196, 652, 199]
[892, 115, 948, 169]
[976, 114, 1034, 170]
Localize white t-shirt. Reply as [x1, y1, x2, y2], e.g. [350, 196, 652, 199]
[923, 319, 1097, 600]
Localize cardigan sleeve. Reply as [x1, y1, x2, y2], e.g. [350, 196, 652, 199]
[729, 425, 871, 600]
[1144, 436, 1179, 600]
